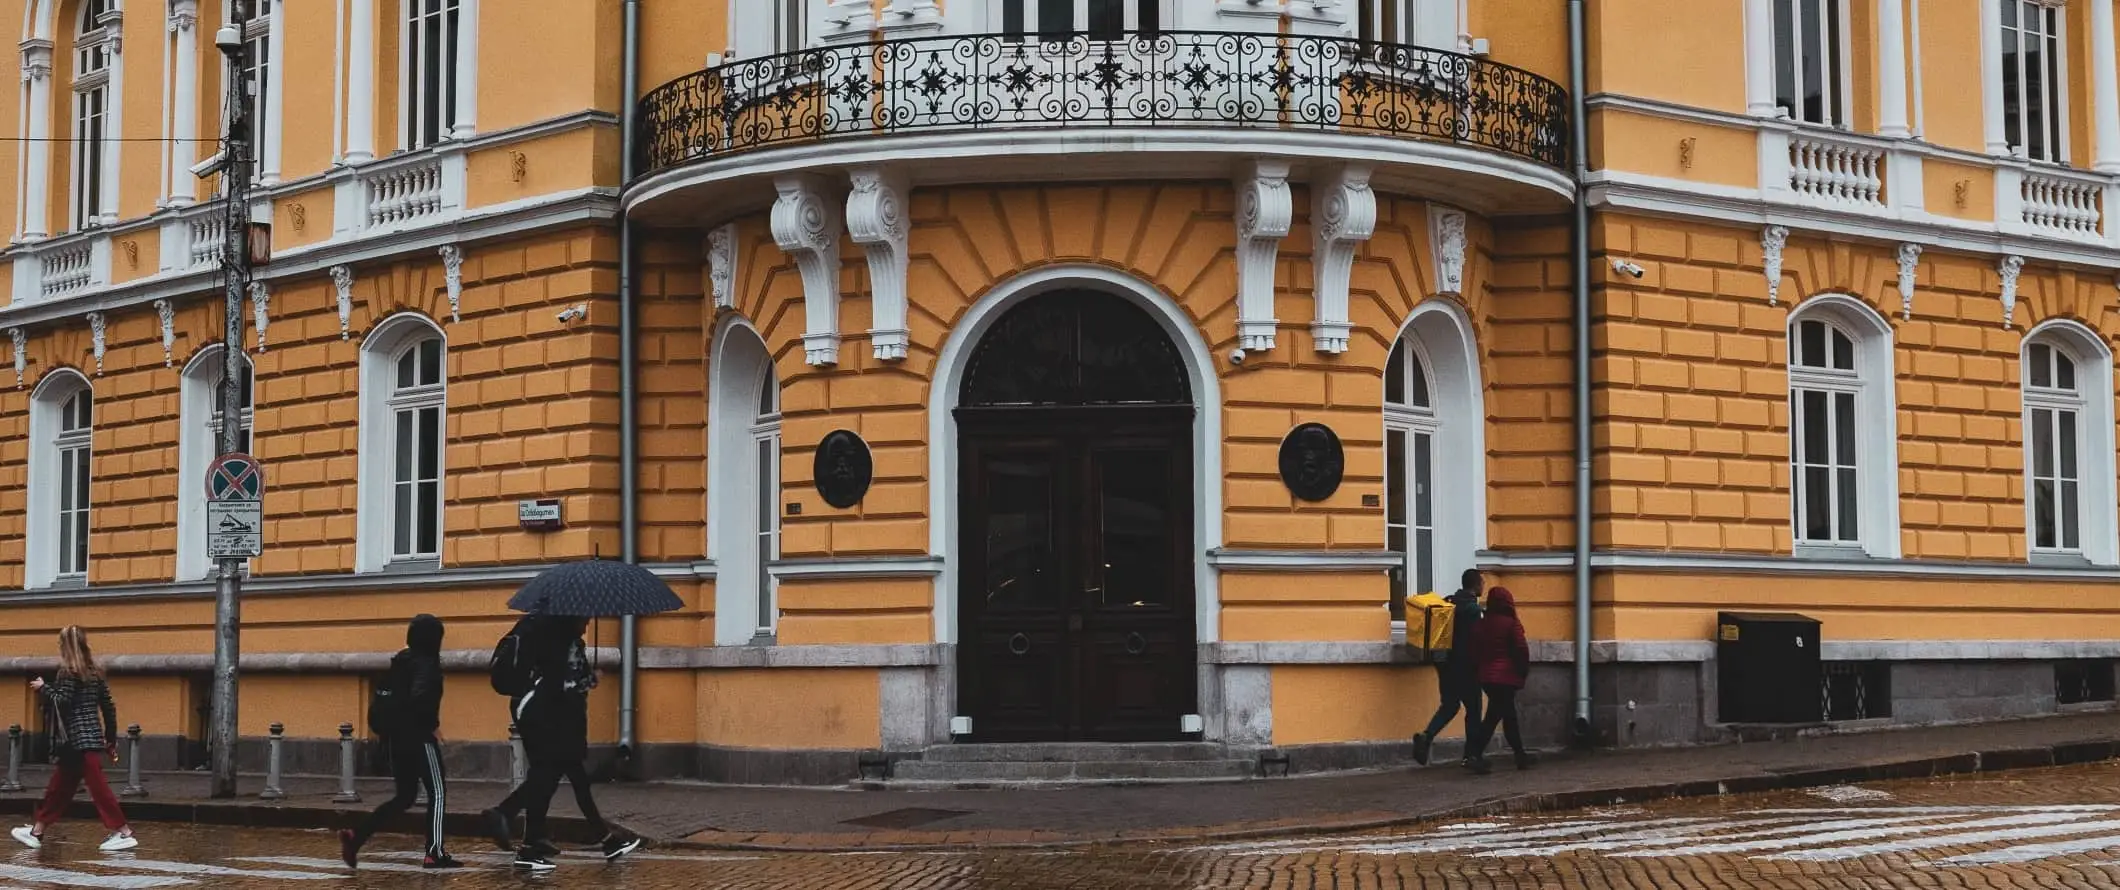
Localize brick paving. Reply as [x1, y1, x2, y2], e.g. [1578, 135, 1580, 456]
[3, 711, 2119, 854]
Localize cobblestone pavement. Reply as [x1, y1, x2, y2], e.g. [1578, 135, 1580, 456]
[11, 761, 2120, 886]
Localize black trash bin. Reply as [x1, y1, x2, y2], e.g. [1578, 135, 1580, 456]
[1716, 611, 1822, 724]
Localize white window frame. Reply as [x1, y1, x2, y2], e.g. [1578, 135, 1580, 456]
[2021, 321, 2119, 566]
[176, 348, 256, 582]
[730, 0, 823, 59]
[1354, 0, 1465, 49]
[935, 0, 1176, 38]
[1381, 301, 1486, 627]
[1770, 0, 1854, 128]
[1384, 337, 1439, 607]
[355, 314, 447, 574]
[708, 316, 783, 646]
[239, 0, 284, 183]
[27, 371, 94, 589]
[751, 375, 782, 642]
[1786, 295, 1900, 559]
[1999, 0, 2069, 163]
[399, 0, 461, 150]
[70, 0, 113, 232]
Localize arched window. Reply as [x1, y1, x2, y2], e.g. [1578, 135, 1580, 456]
[1786, 297, 1898, 558]
[71, 0, 113, 230]
[1382, 303, 1486, 616]
[27, 372, 93, 588]
[403, 0, 462, 148]
[357, 316, 446, 572]
[2022, 323, 2118, 565]
[177, 348, 256, 581]
[709, 319, 781, 644]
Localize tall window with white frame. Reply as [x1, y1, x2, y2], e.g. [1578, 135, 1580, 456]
[244, 0, 274, 166]
[751, 375, 782, 641]
[2025, 340, 2083, 555]
[1772, 0, 1848, 127]
[1789, 318, 1862, 547]
[997, 0, 1160, 39]
[212, 360, 256, 459]
[1356, 0, 1460, 48]
[2000, 0, 2066, 163]
[56, 389, 93, 584]
[404, 0, 460, 149]
[1383, 337, 1437, 614]
[71, 0, 113, 231]
[389, 337, 445, 563]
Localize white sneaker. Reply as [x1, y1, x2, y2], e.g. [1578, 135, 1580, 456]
[98, 832, 137, 852]
[10, 826, 39, 849]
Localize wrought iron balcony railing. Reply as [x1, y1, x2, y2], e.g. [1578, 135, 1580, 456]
[634, 30, 1570, 182]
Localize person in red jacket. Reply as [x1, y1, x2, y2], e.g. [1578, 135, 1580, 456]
[1466, 586, 1535, 774]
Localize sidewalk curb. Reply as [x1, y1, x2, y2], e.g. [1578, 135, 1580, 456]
[4, 738, 2113, 853]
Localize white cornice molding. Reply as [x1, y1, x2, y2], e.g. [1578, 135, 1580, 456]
[771, 173, 843, 367]
[1233, 159, 1292, 353]
[845, 167, 910, 362]
[1311, 163, 1374, 355]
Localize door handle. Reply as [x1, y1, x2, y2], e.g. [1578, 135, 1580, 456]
[1008, 633, 1030, 656]
[1125, 633, 1147, 655]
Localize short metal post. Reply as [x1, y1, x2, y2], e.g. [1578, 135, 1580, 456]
[259, 722, 285, 800]
[119, 724, 145, 798]
[509, 724, 527, 788]
[332, 723, 360, 803]
[1, 725, 20, 792]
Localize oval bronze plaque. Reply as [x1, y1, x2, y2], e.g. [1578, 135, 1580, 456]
[813, 429, 874, 509]
[1278, 422, 1345, 502]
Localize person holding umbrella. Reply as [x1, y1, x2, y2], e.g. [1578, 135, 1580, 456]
[487, 559, 679, 871]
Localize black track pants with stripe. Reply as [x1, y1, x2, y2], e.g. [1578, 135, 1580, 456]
[353, 737, 448, 857]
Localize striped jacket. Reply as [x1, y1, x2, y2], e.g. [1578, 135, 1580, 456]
[42, 674, 116, 752]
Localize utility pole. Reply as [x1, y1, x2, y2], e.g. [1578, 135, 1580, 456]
[208, 0, 255, 800]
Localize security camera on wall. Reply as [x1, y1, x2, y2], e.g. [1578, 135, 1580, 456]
[1610, 258, 1646, 279]
[190, 152, 228, 180]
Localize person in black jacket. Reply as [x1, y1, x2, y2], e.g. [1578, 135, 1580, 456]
[1411, 569, 1487, 766]
[481, 614, 638, 865]
[340, 614, 460, 870]
[11, 626, 135, 852]
[507, 615, 638, 871]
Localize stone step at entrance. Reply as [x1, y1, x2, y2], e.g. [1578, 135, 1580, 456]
[883, 742, 1259, 787]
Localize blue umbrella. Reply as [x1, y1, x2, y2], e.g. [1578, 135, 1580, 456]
[507, 559, 683, 617]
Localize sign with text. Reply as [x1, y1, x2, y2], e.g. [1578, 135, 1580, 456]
[206, 500, 264, 559]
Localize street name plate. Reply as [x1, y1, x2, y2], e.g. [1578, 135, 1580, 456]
[206, 500, 264, 558]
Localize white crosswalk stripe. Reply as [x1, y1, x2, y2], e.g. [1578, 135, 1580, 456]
[1933, 833, 2120, 866]
[229, 857, 437, 875]
[1611, 811, 2095, 858]
[1203, 818, 1724, 857]
[1471, 817, 1818, 857]
[83, 860, 343, 881]
[1760, 818, 2120, 862]
[0, 864, 190, 889]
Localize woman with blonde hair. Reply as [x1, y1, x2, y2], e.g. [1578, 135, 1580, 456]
[10, 625, 136, 851]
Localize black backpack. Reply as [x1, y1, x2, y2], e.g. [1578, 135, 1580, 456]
[489, 631, 534, 697]
[367, 653, 411, 737]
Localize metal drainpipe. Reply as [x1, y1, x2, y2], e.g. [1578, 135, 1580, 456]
[617, 0, 643, 771]
[1567, 0, 1595, 747]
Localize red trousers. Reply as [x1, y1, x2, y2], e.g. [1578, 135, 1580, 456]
[35, 751, 126, 831]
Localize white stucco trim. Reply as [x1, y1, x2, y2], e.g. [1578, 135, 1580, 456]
[25, 368, 90, 589]
[2020, 318, 2119, 567]
[1786, 293, 1901, 559]
[1390, 297, 1489, 591]
[174, 345, 253, 582]
[353, 312, 447, 574]
[707, 314, 777, 646]
[926, 263, 1225, 647]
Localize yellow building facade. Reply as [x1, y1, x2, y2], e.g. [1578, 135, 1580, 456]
[0, 0, 2113, 782]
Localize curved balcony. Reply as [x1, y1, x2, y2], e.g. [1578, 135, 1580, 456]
[627, 31, 1573, 222]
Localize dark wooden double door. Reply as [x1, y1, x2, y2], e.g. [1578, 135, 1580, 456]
[957, 407, 1197, 742]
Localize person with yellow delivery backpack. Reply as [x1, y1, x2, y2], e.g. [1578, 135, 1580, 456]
[1410, 569, 1488, 766]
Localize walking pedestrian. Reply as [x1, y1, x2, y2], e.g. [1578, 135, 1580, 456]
[10, 626, 137, 852]
[339, 614, 460, 870]
[502, 615, 639, 871]
[1411, 569, 1486, 766]
[1466, 586, 1535, 774]
[480, 615, 637, 865]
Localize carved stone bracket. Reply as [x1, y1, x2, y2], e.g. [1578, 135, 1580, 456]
[8, 328, 22, 388]
[1998, 255, 2025, 329]
[1234, 159, 1292, 354]
[1762, 225, 1790, 306]
[155, 300, 175, 367]
[439, 245, 463, 323]
[707, 223, 740, 312]
[1430, 203, 1468, 296]
[330, 265, 354, 339]
[1896, 243, 1922, 321]
[846, 167, 911, 361]
[167, 0, 198, 33]
[87, 312, 106, 375]
[250, 281, 271, 351]
[772, 174, 844, 367]
[1311, 163, 1376, 355]
[18, 39, 51, 83]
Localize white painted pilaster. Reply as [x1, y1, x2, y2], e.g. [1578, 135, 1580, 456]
[448, 0, 478, 140]
[98, 7, 123, 226]
[18, 39, 52, 240]
[1981, 0, 2009, 155]
[1876, 0, 1910, 139]
[166, 2, 199, 203]
[2094, 0, 2120, 172]
[345, 0, 375, 163]
[772, 174, 843, 367]
[1744, 0, 1778, 117]
[262, 2, 287, 183]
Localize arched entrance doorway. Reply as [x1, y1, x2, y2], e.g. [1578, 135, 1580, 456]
[955, 289, 1198, 742]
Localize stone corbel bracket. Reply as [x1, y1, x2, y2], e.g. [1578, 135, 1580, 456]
[87, 312, 106, 375]
[439, 245, 464, 323]
[1234, 160, 1292, 354]
[1998, 255, 2025, 329]
[846, 167, 911, 362]
[1896, 243, 1922, 321]
[330, 265, 354, 339]
[1761, 225, 1790, 306]
[155, 299, 175, 367]
[1311, 163, 1376, 355]
[8, 328, 23, 388]
[1430, 204, 1468, 296]
[250, 281, 271, 351]
[707, 223, 740, 312]
[772, 174, 844, 367]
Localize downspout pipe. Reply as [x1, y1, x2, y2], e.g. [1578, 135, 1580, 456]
[1567, 0, 1595, 747]
[617, 0, 643, 771]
